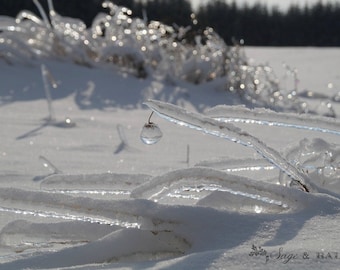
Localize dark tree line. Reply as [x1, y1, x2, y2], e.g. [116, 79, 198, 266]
[0, 0, 340, 46]
[196, 0, 340, 46]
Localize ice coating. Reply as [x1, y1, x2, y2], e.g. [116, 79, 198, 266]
[144, 99, 312, 192]
[281, 138, 340, 193]
[114, 124, 140, 154]
[131, 167, 297, 211]
[195, 157, 278, 182]
[0, 187, 151, 230]
[206, 105, 340, 136]
[41, 64, 56, 123]
[40, 173, 152, 198]
[40, 64, 76, 128]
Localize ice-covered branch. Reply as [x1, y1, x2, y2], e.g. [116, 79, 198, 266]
[0, 188, 142, 228]
[144, 99, 311, 192]
[33, 0, 51, 29]
[41, 64, 57, 123]
[114, 124, 140, 154]
[131, 167, 321, 212]
[206, 105, 340, 136]
[39, 155, 62, 174]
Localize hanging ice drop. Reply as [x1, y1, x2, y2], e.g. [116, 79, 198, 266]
[140, 122, 163, 145]
[140, 112, 163, 145]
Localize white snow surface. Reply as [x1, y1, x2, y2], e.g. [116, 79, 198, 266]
[0, 47, 340, 270]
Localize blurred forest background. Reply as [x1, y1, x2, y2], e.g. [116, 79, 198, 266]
[1, 0, 340, 46]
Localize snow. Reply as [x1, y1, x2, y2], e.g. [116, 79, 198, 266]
[0, 42, 340, 270]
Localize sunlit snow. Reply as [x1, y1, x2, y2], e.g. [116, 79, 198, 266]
[0, 1, 339, 270]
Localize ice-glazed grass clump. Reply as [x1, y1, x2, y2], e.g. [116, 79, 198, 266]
[281, 138, 340, 192]
[0, 0, 338, 116]
[0, 0, 228, 82]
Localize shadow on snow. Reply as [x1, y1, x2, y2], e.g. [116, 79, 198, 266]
[0, 61, 238, 112]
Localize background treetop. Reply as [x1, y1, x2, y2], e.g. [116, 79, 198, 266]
[0, 0, 339, 46]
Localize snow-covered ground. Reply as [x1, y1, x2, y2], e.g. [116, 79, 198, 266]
[0, 46, 339, 270]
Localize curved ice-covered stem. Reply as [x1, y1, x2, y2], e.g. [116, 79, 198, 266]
[131, 167, 319, 213]
[39, 155, 62, 174]
[33, 0, 51, 29]
[39, 64, 76, 128]
[0, 205, 121, 227]
[114, 124, 140, 154]
[195, 157, 277, 175]
[41, 64, 56, 123]
[0, 188, 142, 228]
[144, 99, 312, 192]
[15, 10, 44, 26]
[47, 0, 56, 25]
[206, 105, 340, 136]
[40, 173, 151, 197]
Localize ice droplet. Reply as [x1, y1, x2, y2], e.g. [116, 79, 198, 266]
[140, 123, 163, 145]
[64, 117, 75, 127]
[54, 117, 76, 128]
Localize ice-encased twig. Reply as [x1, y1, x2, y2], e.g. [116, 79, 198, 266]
[114, 124, 140, 154]
[41, 64, 56, 123]
[40, 64, 76, 128]
[40, 173, 151, 196]
[206, 105, 340, 136]
[144, 99, 311, 192]
[0, 205, 121, 227]
[39, 155, 62, 174]
[33, 0, 51, 29]
[195, 158, 277, 176]
[131, 167, 315, 212]
[0, 188, 141, 228]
